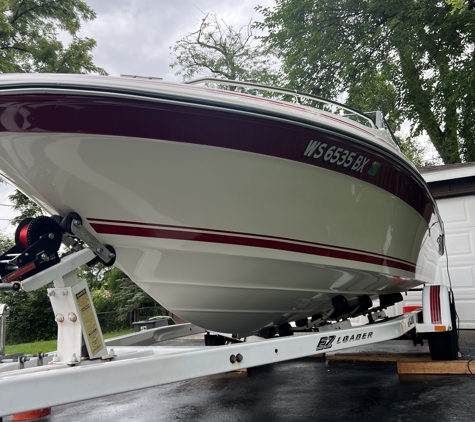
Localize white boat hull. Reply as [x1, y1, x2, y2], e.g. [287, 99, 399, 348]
[0, 74, 443, 333]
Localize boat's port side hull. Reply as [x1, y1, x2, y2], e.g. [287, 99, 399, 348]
[0, 93, 442, 333]
[105, 243, 426, 333]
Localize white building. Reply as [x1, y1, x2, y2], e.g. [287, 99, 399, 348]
[398, 163, 475, 328]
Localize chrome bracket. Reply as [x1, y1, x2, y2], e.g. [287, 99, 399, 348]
[69, 219, 115, 265]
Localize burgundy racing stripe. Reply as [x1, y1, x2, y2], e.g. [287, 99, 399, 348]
[0, 94, 435, 222]
[430, 285, 442, 324]
[89, 222, 417, 273]
[87, 217, 417, 267]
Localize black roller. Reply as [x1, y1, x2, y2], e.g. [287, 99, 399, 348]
[277, 323, 293, 337]
[358, 295, 373, 311]
[87, 244, 117, 268]
[60, 212, 82, 233]
[259, 326, 276, 339]
[332, 294, 350, 315]
[295, 318, 309, 327]
[51, 215, 63, 226]
[379, 293, 403, 308]
[311, 313, 323, 322]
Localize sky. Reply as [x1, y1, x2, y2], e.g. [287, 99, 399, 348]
[0, 0, 276, 233]
[79, 0, 275, 80]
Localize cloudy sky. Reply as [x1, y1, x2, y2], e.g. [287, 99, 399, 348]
[80, 0, 275, 79]
[0, 0, 276, 232]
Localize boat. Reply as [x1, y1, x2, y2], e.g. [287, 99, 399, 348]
[0, 73, 443, 335]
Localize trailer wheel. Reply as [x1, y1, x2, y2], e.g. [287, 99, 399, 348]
[427, 297, 459, 361]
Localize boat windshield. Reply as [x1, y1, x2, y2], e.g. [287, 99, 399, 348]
[186, 77, 401, 150]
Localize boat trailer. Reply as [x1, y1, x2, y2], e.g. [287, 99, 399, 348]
[0, 215, 458, 418]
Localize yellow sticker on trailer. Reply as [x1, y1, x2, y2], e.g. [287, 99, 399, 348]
[75, 288, 103, 356]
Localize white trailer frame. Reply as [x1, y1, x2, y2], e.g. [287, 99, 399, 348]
[0, 248, 455, 418]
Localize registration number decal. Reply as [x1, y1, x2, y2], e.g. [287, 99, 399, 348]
[302, 140, 381, 175]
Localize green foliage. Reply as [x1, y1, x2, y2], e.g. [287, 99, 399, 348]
[170, 12, 279, 88]
[1, 0, 107, 227]
[88, 267, 159, 331]
[78, 264, 156, 313]
[99, 267, 155, 313]
[114, 277, 156, 313]
[1, 284, 56, 344]
[0, 0, 106, 74]
[398, 136, 440, 167]
[345, 71, 404, 132]
[446, 0, 474, 13]
[84, 265, 158, 332]
[0, 233, 56, 344]
[257, 0, 475, 164]
[0, 233, 14, 251]
[8, 190, 44, 225]
[76, 261, 110, 291]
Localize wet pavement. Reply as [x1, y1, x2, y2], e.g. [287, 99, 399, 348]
[3, 332, 475, 422]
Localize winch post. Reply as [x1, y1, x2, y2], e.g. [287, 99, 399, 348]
[0, 304, 9, 356]
[19, 249, 109, 363]
[48, 270, 108, 364]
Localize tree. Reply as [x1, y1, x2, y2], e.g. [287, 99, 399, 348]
[0, 233, 55, 344]
[170, 12, 278, 88]
[0, 0, 106, 74]
[77, 264, 156, 314]
[257, 0, 475, 163]
[398, 136, 439, 167]
[0, 284, 56, 344]
[0, 0, 106, 223]
[0, 231, 13, 251]
[84, 265, 159, 331]
[446, 0, 475, 13]
[8, 190, 44, 225]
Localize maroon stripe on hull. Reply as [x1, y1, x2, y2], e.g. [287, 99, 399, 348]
[0, 94, 434, 222]
[90, 222, 417, 274]
[88, 217, 417, 267]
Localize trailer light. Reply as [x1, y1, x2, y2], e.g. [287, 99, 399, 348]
[434, 326, 447, 331]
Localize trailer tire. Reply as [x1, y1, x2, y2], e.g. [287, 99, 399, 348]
[427, 298, 459, 361]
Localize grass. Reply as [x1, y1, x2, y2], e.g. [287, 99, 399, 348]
[6, 339, 57, 355]
[4, 328, 134, 355]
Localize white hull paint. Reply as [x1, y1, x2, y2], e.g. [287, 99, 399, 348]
[0, 74, 443, 333]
